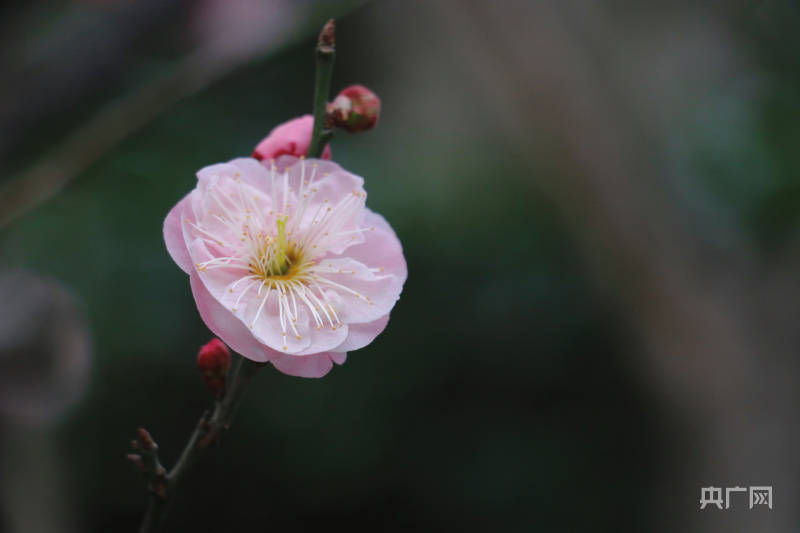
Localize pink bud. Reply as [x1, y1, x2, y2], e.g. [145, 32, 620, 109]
[252, 115, 332, 161]
[197, 338, 231, 394]
[327, 85, 381, 132]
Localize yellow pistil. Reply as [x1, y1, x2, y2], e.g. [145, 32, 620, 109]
[273, 216, 290, 275]
[249, 217, 314, 282]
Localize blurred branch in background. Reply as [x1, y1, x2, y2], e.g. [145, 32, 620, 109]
[0, 0, 365, 229]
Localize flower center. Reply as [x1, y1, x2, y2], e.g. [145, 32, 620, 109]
[248, 216, 312, 281]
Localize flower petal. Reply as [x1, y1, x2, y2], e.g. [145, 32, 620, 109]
[334, 315, 390, 352]
[190, 274, 271, 363]
[188, 237, 249, 300]
[344, 209, 407, 282]
[270, 352, 334, 378]
[315, 255, 402, 325]
[272, 156, 366, 247]
[243, 288, 311, 354]
[237, 287, 349, 356]
[313, 209, 405, 325]
[164, 194, 194, 274]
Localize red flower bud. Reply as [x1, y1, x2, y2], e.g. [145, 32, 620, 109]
[327, 85, 381, 132]
[197, 338, 231, 394]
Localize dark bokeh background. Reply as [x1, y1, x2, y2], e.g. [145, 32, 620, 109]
[2, 1, 800, 531]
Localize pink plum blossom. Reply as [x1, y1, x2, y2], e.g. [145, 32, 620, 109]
[252, 115, 332, 161]
[164, 156, 406, 377]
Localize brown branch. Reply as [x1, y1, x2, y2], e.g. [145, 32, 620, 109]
[130, 355, 264, 533]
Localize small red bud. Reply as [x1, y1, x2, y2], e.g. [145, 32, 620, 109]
[197, 338, 231, 394]
[327, 85, 381, 133]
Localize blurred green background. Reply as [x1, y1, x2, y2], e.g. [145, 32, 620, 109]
[2, 1, 800, 532]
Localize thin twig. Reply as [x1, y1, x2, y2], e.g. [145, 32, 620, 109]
[307, 19, 336, 158]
